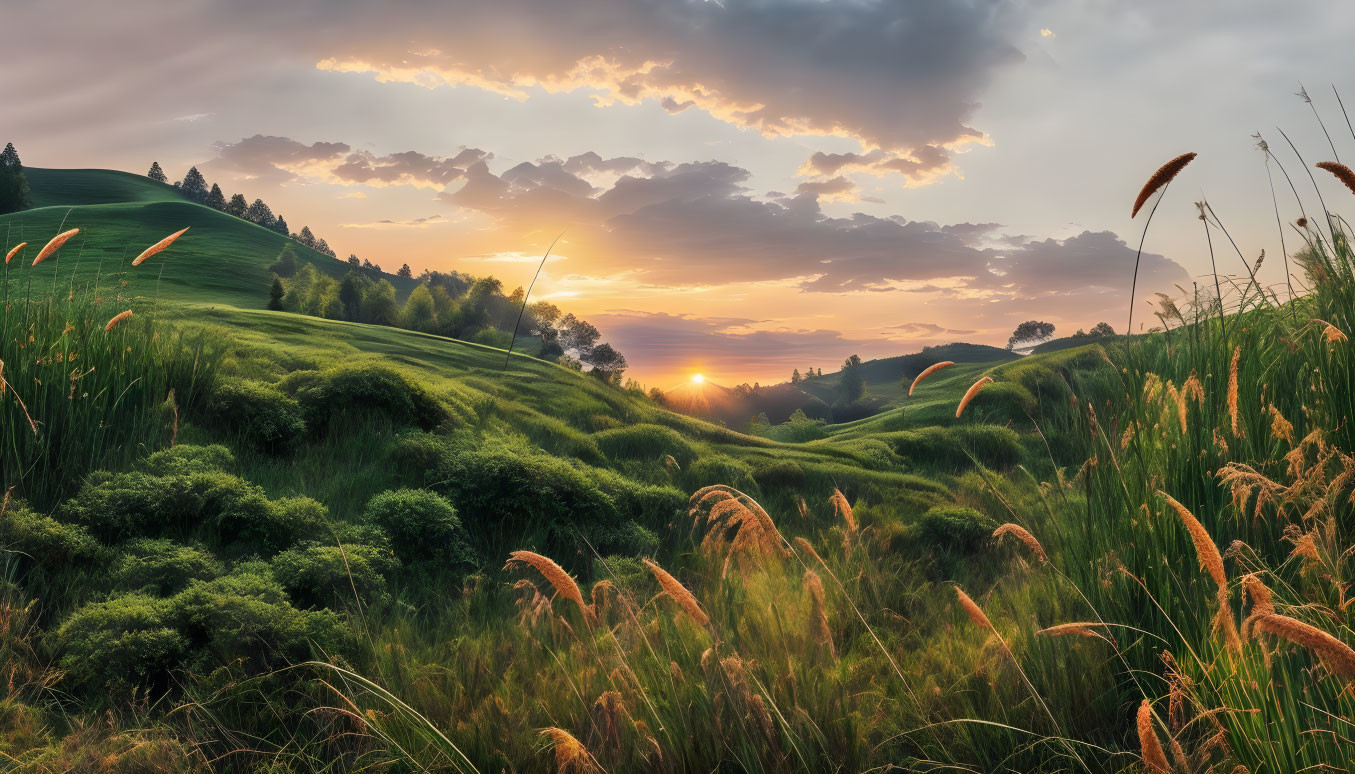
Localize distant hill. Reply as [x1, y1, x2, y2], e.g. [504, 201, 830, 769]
[663, 379, 830, 428]
[797, 342, 1018, 405]
[1, 168, 418, 308]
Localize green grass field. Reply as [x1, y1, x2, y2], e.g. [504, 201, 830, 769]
[3, 165, 1354, 773]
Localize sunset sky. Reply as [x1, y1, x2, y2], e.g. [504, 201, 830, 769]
[9, 0, 1355, 386]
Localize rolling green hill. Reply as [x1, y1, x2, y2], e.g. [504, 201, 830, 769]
[799, 341, 1018, 405]
[2, 168, 419, 308]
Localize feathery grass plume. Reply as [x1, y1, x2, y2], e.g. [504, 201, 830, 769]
[830, 488, 856, 531]
[1160, 491, 1242, 652]
[793, 536, 826, 567]
[505, 551, 594, 624]
[804, 570, 835, 659]
[31, 228, 79, 266]
[1133, 152, 1198, 218]
[992, 523, 1047, 562]
[1035, 622, 1111, 641]
[4, 242, 26, 264]
[1227, 345, 1243, 437]
[1250, 613, 1355, 680]
[1240, 574, 1274, 640]
[1136, 701, 1171, 774]
[104, 310, 134, 332]
[955, 376, 993, 419]
[1312, 318, 1349, 344]
[1268, 405, 1294, 443]
[130, 227, 190, 267]
[1315, 160, 1355, 195]
[908, 360, 954, 396]
[689, 485, 788, 559]
[538, 727, 603, 774]
[794, 494, 808, 520]
[643, 558, 709, 628]
[954, 586, 996, 634]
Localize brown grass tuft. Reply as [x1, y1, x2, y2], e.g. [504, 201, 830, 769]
[1227, 345, 1243, 437]
[1268, 405, 1294, 443]
[1159, 491, 1241, 653]
[31, 229, 80, 266]
[1035, 622, 1110, 641]
[131, 227, 190, 267]
[1315, 160, 1355, 196]
[505, 551, 594, 625]
[804, 570, 835, 659]
[954, 586, 996, 635]
[4, 242, 26, 264]
[992, 523, 1047, 562]
[908, 360, 954, 396]
[1249, 613, 1355, 681]
[830, 488, 857, 531]
[1136, 700, 1171, 774]
[1133, 152, 1197, 218]
[104, 310, 134, 332]
[1312, 318, 1349, 344]
[956, 376, 993, 419]
[643, 558, 709, 628]
[538, 727, 603, 774]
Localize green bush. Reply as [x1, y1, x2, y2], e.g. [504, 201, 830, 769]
[916, 506, 997, 554]
[752, 460, 807, 489]
[282, 362, 447, 432]
[142, 444, 235, 476]
[203, 380, 306, 453]
[681, 454, 756, 491]
[960, 381, 1037, 425]
[0, 503, 107, 582]
[362, 489, 475, 570]
[270, 543, 394, 609]
[59, 465, 323, 554]
[112, 539, 223, 595]
[57, 593, 187, 695]
[169, 570, 350, 678]
[594, 424, 697, 466]
[886, 425, 1024, 472]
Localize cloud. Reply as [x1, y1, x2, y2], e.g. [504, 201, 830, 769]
[207, 134, 352, 182]
[339, 215, 446, 229]
[207, 135, 490, 189]
[793, 176, 881, 203]
[885, 322, 977, 337]
[588, 310, 882, 382]
[294, 0, 1026, 182]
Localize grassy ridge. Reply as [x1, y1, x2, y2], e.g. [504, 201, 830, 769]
[2, 169, 418, 309]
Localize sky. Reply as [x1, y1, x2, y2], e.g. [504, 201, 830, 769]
[7, 0, 1355, 387]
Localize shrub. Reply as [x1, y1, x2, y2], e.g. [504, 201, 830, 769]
[59, 467, 323, 554]
[270, 543, 394, 609]
[142, 444, 236, 476]
[681, 454, 756, 491]
[57, 594, 186, 695]
[886, 425, 1023, 472]
[282, 362, 447, 432]
[169, 570, 350, 678]
[752, 460, 807, 489]
[112, 539, 223, 595]
[203, 380, 306, 453]
[916, 506, 997, 554]
[960, 381, 1037, 425]
[363, 489, 475, 571]
[0, 503, 107, 582]
[594, 424, 697, 466]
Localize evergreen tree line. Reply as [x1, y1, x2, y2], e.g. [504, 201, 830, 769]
[0, 142, 33, 215]
[267, 261, 629, 382]
[149, 162, 337, 258]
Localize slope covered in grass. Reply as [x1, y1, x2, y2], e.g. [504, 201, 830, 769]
[1, 169, 418, 309]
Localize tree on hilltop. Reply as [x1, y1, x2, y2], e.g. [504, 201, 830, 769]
[245, 198, 275, 227]
[147, 162, 167, 183]
[1007, 320, 1056, 350]
[205, 183, 226, 210]
[0, 142, 33, 214]
[225, 193, 247, 218]
[179, 167, 209, 203]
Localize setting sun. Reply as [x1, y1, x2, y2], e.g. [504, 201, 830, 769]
[691, 373, 705, 384]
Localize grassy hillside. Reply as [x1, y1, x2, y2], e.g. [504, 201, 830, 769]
[4, 162, 1355, 773]
[1, 169, 418, 309]
[800, 341, 1017, 404]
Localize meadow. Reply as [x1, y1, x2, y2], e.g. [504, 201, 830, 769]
[0, 154, 1353, 773]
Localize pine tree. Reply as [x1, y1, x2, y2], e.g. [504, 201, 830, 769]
[267, 277, 286, 311]
[205, 183, 226, 210]
[244, 198, 274, 226]
[147, 162, 168, 183]
[791, 368, 801, 384]
[297, 226, 316, 248]
[398, 263, 412, 278]
[0, 142, 33, 214]
[347, 254, 361, 268]
[315, 238, 335, 257]
[273, 216, 289, 236]
[179, 166, 209, 203]
[225, 193, 248, 218]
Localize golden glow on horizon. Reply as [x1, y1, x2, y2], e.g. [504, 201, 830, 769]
[691, 373, 705, 384]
